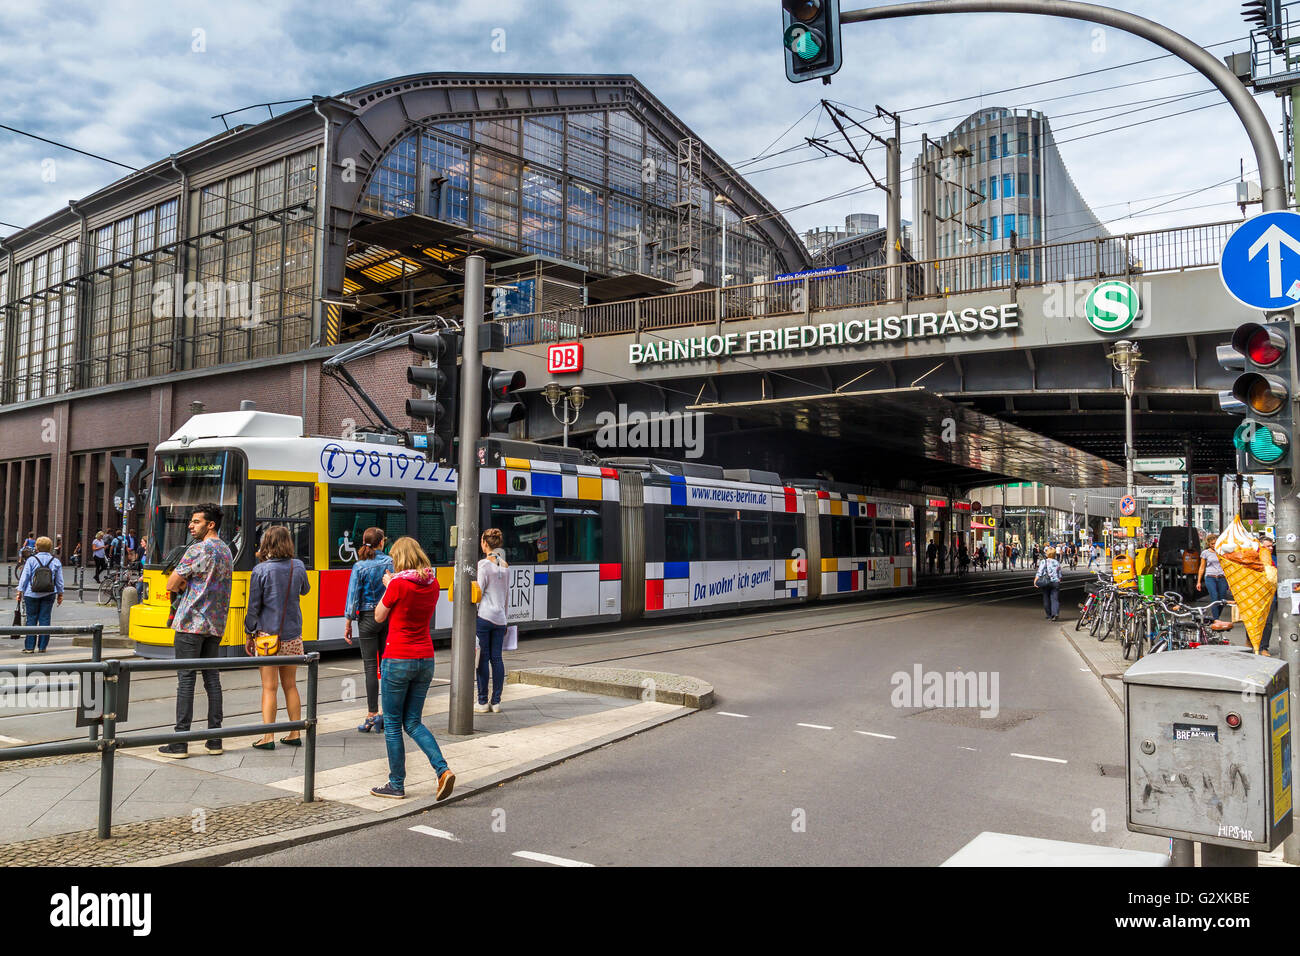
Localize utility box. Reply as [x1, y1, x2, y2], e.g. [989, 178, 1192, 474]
[1124, 648, 1292, 852]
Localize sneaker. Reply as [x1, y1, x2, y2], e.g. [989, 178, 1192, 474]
[474, 701, 490, 714]
[205, 740, 223, 755]
[436, 769, 456, 801]
[490, 702, 502, 713]
[21, 648, 34, 655]
[370, 783, 405, 799]
[157, 744, 188, 759]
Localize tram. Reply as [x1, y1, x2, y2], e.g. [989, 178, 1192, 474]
[130, 408, 916, 656]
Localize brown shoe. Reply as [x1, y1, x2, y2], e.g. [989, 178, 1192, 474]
[436, 769, 456, 801]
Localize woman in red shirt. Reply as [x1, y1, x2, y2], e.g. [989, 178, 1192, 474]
[370, 537, 455, 800]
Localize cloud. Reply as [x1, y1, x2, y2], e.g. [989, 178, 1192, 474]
[0, 0, 1274, 244]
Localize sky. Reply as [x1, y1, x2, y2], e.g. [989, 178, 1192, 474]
[0, 0, 1286, 244]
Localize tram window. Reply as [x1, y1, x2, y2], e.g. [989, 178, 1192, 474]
[255, 484, 313, 564]
[738, 517, 772, 560]
[416, 492, 455, 565]
[897, 527, 914, 555]
[328, 490, 407, 569]
[664, 508, 700, 563]
[704, 512, 738, 561]
[489, 496, 548, 564]
[829, 516, 854, 556]
[553, 504, 602, 563]
[852, 518, 874, 554]
[772, 514, 800, 558]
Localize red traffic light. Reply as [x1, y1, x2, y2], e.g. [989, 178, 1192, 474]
[488, 369, 525, 398]
[1231, 322, 1287, 368]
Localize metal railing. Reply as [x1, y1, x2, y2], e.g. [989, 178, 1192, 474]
[0, 653, 320, 839]
[1, 623, 105, 740]
[499, 219, 1240, 346]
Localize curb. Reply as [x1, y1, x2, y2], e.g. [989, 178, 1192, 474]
[1059, 624, 1123, 712]
[508, 666, 715, 709]
[129, 700, 698, 867]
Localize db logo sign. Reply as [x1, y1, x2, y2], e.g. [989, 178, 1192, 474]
[547, 342, 583, 374]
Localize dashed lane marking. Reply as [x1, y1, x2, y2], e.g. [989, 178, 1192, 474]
[1010, 752, 1068, 764]
[513, 850, 594, 867]
[854, 731, 896, 740]
[960, 747, 978, 752]
[797, 723, 834, 730]
[716, 712, 750, 718]
[410, 825, 460, 842]
[0, 734, 25, 744]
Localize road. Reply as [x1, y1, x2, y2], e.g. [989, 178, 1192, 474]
[236, 570, 1167, 866]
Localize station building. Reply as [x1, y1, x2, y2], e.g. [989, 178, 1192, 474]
[0, 73, 811, 559]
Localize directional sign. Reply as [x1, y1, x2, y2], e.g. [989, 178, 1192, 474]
[1220, 210, 1300, 310]
[1119, 495, 1137, 516]
[1134, 457, 1186, 473]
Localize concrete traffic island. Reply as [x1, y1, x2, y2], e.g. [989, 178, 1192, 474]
[509, 666, 714, 709]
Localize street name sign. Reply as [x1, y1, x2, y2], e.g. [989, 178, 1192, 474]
[1120, 516, 1142, 528]
[1220, 210, 1300, 310]
[1134, 457, 1186, 473]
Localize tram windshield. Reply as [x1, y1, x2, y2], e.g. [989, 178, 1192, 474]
[147, 450, 244, 567]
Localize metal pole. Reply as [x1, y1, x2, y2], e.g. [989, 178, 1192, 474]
[304, 653, 318, 802]
[449, 255, 485, 737]
[886, 129, 901, 300]
[96, 658, 120, 840]
[921, 133, 937, 296]
[842, 1, 1285, 212]
[119, 465, 130, 571]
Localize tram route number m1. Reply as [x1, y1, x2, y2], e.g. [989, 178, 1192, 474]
[628, 304, 1020, 366]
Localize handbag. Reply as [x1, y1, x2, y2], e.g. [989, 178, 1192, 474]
[247, 561, 293, 657]
[503, 625, 518, 651]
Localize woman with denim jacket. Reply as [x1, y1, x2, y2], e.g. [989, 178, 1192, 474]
[344, 527, 393, 733]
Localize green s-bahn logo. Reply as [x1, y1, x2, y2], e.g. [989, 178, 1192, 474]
[1084, 280, 1140, 333]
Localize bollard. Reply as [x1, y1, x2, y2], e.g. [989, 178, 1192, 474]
[304, 654, 319, 802]
[96, 659, 120, 840]
[119, 585, 138, 636]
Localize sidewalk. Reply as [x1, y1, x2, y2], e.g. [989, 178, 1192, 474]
[0, 671, 701, 866]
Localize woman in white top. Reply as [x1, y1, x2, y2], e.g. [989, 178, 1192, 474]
[474, 528, 511, 714]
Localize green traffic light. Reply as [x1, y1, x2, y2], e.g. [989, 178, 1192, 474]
[784, 23, 824, 60]
[1251, 425, 1287, 464]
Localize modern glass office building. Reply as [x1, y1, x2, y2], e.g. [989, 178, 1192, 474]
[910, 108, 1124, 284]
[0, 73, 808, 556]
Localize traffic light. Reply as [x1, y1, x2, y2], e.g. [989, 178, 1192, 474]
[1242, 0, 1285, 56]
[406, 331, 461, 462]
[485, 367, 526, 434]
[1218, 320, 1292, 470]
[782, 0, 843, 84]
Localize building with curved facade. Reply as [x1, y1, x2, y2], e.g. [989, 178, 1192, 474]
[0, 73, 809, 557]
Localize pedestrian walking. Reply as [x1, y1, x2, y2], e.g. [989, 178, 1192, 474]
[1196, 530, 1230, 608]
[1011, 545, 1020, 569]
[926, 540, 937, 575]
[91, 532, 106, 581]
[1034, 545, 1062, 621]
[158, 504, 233, 758]
[245, 526, 311, 749]
[344, 527, 393, 733]
[475, 528, 511, 714]
[16, 537, 64, 653]
[370, 537, 455, 801]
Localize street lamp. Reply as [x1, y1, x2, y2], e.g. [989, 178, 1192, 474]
[1109, 339, 1145, 556]
[543, 382, 586, 447]
[1069, 492, 1077, 546]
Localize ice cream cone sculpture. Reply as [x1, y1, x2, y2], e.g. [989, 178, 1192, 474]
[1215, 517, 1275, 652]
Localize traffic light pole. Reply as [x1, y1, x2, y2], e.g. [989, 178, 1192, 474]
[448, 254, 485, 738]
[840, 0, 1294, 865]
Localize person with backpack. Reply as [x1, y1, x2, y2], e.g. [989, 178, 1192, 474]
[16, 537, 64, 653]
[244, 526, 311, 750]
[343, 527, 393, 734]
[1034, 545, 1063, 622]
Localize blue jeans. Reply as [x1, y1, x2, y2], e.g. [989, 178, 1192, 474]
[1041, 584, 1060, 618]
[23, 595, 55, 650]
[380, 657, 448, 790]
[1204, 575, 1229, 607]
[475, 618, 506, 705]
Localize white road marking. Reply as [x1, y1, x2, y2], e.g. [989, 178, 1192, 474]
[513, 850, 594, 867]
[959, 747, 978, 752]
[0, 734, 25, 744]
[797, 723, 834, 730]
[410, 825, 460, 842]
[327, 667, 354, 673]
[854, 731, 896, 740]
[716, 711, 750, 718]
[1079, 668, 1090, 672]
[1010, 752, 1068, 764]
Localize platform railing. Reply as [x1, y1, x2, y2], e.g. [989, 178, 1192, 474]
[499, 219, 1240, 346]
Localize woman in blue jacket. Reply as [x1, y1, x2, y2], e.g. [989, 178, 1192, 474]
[344, 527, 394, 733]
[16, 536, 64, 653]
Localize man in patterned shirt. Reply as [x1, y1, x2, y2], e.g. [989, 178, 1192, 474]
[159, 503, 233, 758]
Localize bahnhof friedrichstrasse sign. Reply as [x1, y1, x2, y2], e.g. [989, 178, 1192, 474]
[628, 303, 1022, 367]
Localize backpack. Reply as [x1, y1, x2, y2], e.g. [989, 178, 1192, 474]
[1034, 559, 1060, 587]
[30, 554, 55, 593]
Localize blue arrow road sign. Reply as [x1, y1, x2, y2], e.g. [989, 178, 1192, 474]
[1220, 210, 1300, 310]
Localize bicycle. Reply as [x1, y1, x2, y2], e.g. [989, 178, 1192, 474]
[1146, 598, 1231, 654]
[97, 567, 142, 607]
